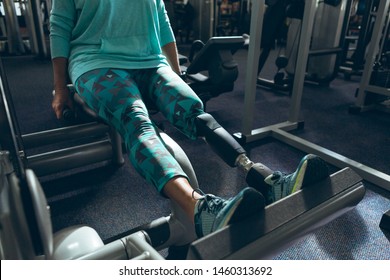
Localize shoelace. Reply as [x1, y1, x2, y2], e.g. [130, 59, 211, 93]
[192, 188, 224, 214]
[271, 171, 291, 187]
[268, 171, 292, 202]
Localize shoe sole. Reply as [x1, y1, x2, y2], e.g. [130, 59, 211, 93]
[213, 187, 265, 231]
[292, 154, 330, 193]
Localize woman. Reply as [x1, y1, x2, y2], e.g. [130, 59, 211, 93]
[50, 0, 329, 238]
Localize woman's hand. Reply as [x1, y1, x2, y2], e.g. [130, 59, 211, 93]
[52, 87, 73, 119]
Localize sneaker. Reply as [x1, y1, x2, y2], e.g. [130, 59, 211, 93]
[194, 187, 265, 238]
[264, 154, 329, 204]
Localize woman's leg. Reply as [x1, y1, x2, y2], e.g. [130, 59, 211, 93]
[143, 66, 204, 140]
[75, 68, 190, 193]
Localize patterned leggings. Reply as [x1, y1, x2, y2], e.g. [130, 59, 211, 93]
[75, 66, 204, 193]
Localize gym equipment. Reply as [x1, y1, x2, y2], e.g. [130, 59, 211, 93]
[180, 0, 246, 42]
[348, 0, 390, 113]
[187, 167, 364, 259]
[339, 0, 377, 80]
[0, 54, 124, 177]
[183, 36, 245, 106]
[1, 0, 25, 54]
[256, 0, 300, 92]
[188, 0, 215, 43]
[0, 0, 48, 57]
[379, 209, 390, 232]
[170, 1, 196, 44]
[235, 0, 390, 191]
[1, 41, 366, 260]
[0, 149, 191, 260]
[305, 0, 349, 85]
[256, 0, 350, 92]
[215, 0, 243, 36]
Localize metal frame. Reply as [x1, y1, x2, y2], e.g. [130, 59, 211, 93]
[2, 0, 25, 54]
[0, 0, 48, 57]
[234, 0, 390, 191]
[339, 0, 377, 78]
[0, 56, 124, 177]
[22, 122, 125, 177]
[29, 0, 49, 58]
[188, 0, 216, 42]
[351, 0, 390, 112]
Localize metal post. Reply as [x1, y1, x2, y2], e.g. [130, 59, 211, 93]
[354, 0, 390, 110]
[3, 0, 25, 54]
[30, 0, 48, 57]
[19, 0, 38, 53]
[288, 0, 318, 122]
[240, 0, 265, 136]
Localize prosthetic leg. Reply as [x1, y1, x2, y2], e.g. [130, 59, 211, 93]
[195, 113, 331, 200]
[195, 113, 273, 196]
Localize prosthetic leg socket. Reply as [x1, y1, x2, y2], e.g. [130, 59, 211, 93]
[195, 113, 246, 167]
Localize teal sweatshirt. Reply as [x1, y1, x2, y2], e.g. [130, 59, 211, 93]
[50, 0, 176, 83]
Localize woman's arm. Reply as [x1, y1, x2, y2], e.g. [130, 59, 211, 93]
[162, 41, 181, 75]
[50, 0, 76, 119]
[51, 57, 73, 119]
[158, 0, 180, 74]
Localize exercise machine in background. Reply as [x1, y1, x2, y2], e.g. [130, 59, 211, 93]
[183, 36, 245, 106]
[339, 0, 377, 80]
[0, 0, 50, 57]
[348, 0, 390, 113]
[179, 0, 249, 43]
[235, 0, 390, 190]
[256, 0, 351, 93]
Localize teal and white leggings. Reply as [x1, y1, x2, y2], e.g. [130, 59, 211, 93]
[75, 66, 204, 193]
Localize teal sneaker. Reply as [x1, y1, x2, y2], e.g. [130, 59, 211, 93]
[265, 154, 329, 204]
[194, 187, 265, 238]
